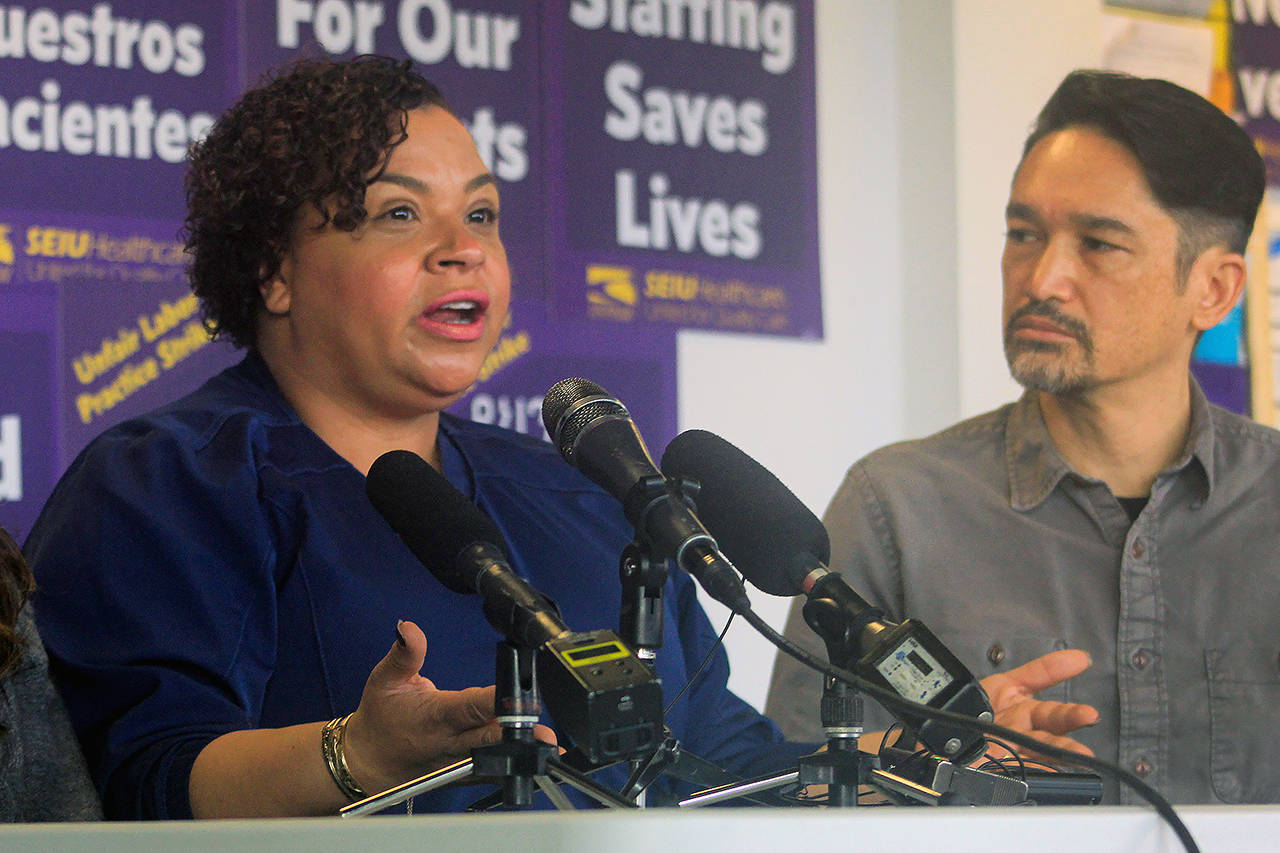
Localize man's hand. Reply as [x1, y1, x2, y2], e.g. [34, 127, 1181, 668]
[980, 649, 1099, 759]
[343, 619, 557, 795]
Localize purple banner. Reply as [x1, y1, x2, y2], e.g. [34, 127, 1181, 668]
[57, 272, 239, 457]
[543, 0, 821, 337]
[447, 305, 678, 451]
[0, 1, 241, 224]
[0, 206, 239, 457]
[1, 2, 244, 523]
[1234, 2, 1280, 184]
[0, 289, 59, 540]
[1191, 360, 1251, 415]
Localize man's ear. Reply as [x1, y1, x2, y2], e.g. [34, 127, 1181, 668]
[1189, 247, 1246, 332]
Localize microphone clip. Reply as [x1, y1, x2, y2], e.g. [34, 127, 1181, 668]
[619, 541, 669, 655]
[616, 476, 699, 655]
[622, 474, 701, 537]
[802, 594, 885, 669]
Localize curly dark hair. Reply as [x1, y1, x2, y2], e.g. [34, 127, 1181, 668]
[184, 55, 450, 348]
[0, 527, 35, 678]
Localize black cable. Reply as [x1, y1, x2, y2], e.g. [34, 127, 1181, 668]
[738, 606, 1200, 853]
[980, 736, 1028, 780]
[664, 611, 735, 715]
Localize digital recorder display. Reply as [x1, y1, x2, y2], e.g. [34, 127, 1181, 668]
[876, 635, 955, 704]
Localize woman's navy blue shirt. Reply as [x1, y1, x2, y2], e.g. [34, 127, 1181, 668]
[27, 354, 803, 818]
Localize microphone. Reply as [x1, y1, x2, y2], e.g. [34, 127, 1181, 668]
[660, 430, 993, 763]
[367, 449, 568, 648]
[366, 449, 664, 763]
[541, 378, 751, 612]
[658, 429, 881, 634]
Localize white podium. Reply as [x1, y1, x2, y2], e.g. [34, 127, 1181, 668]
[0, 806, 1276, 853]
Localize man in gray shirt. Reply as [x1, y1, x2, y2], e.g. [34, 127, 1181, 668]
[766, 70, 1278, 805]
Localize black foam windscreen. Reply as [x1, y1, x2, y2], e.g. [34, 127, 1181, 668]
[660, 429, 831, 596]
[366, 449, 508, 595]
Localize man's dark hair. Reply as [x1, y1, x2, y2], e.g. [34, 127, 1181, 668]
[184, 55, 450, 348]
[1022, 69, 1265, 281]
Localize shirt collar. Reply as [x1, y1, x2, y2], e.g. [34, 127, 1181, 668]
[1005, 391, 1072, 511]
[436, 415, 477, 500]
[1180, 378, 1216, 496]
[1004, 379, 1214, 511]
[237, 349, 303, 425]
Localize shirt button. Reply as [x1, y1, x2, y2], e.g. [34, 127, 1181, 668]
[1130, 538, 1146, 559]
[987, 644, 1006, 666]
[1131, 648, 1153, 670]
[1134, 757, 1153, 777]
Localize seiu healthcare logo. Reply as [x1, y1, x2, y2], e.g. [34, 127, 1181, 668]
[0, 225, 14, 265]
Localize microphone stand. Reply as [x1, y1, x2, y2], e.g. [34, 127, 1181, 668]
[617, 540, 666, 806]
[674, 595, 1017, 808]
[694, 597, 1024, 809]
[613, 509, 791, 807]
[671, 675, 957, 808]
[673, 655, 890, 808]
[339, 641, 636, 816]
[793, 597, 884, 807]
[795, 674, 875, 806]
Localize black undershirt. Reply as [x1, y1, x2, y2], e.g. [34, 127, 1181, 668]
[1117, 496, 1149, 522]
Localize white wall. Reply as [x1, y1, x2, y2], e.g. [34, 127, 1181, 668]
[679, 0, 1104, 711]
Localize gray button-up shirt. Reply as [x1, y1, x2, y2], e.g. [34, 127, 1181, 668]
[765, 384, 1280, 804]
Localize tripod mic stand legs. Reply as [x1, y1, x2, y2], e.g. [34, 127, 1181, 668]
[341, 638, 639, 818]
[340, 758, 474, 817]
[338, 747, 639, 816]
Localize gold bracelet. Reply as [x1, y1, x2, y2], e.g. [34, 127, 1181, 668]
[321, 714, 367, 801]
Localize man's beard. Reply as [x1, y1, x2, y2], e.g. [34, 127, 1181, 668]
[1003, 301, 1095, 395]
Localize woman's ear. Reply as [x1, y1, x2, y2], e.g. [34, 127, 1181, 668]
[259, 261, 292, 315]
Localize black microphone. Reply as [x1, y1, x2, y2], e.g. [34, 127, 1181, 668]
[661, 429, 993, 763]
[541, 378, 751, 612]
[367, 449, 569, 648]
[366, 449, 663, 763]
[658, 429, 882, 636]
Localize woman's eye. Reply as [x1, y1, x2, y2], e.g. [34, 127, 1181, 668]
[468, 206, 499, 225]
[382, 205, 416, 222]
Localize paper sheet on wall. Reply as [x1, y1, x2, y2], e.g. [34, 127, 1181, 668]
[1101, 9, 1216, 95]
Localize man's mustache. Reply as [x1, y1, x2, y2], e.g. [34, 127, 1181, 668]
[1005, 301, 1092, 351]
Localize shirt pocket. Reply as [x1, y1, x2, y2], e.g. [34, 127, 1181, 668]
[1205, 645, 1280, 804]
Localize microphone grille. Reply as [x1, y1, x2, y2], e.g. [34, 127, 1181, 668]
[541, 377, 629, 461]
